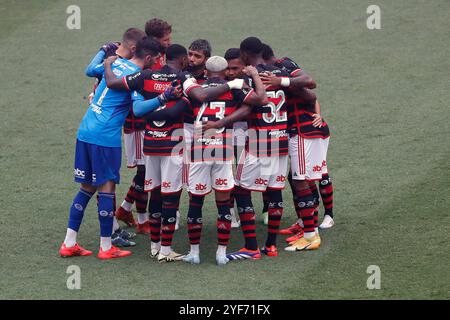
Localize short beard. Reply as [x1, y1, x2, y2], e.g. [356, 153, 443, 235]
[186, 64, 204, 74]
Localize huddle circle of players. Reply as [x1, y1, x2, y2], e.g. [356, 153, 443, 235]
[60, 18, 335, 264]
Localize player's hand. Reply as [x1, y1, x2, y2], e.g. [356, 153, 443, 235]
[243, 65, 258, 77]
[312, 113, 323, 128]
[164, 84, 182, 101]
[104, 55, 118, 66]
[158, 85, 182, 105]
[201, 120, 219, 132]
[260, 72, 282, 87]
[100, 41, 119, 54]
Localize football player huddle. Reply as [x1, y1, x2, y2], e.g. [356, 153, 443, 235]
[59, 18, 335, 266]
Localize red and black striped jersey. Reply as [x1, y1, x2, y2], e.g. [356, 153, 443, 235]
[123, 109, 146, 133]
[184, 71, 208, 125]
[123, 53, 166, 133]
[188, 77, 253, 162]
[274, 57, 303, 77]
[287, 98, 330, 139]
[247, 64, 290, 157]
[122, 65, 201, 156]
[277, 57, 330, 139]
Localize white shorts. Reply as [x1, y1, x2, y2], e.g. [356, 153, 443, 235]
[124, 130, 145, 168]
[187, 161, 234, 195]
[182, 123, 194, 186]
[289, 135, 329, 181]
[233, 121, 248, 147]
[144, 154, 183, 194]
[235, 151, 288, 192]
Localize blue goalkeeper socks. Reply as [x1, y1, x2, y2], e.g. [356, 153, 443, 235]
[97, 192, 115, 237]
[67, 188, 95, 232]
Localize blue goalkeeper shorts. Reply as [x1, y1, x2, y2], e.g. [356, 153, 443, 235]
[73, 139, 121, 186]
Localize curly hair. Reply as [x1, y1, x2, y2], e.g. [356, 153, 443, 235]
[145, 18, 172, 39]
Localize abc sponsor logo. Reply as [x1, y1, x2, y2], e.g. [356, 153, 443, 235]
[145, 179, 153, 186]
[313, 161, 328, 173]
[215, 178, 228, 186]
[162, 181, 172, 189]
[195, 183, 207, 191]
[74, 168, 85, 179]
[255, 178, 268, 186]
[276, 175, 286, 182]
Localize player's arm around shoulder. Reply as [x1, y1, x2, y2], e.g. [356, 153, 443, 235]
[242, 66, 268, 106]
[103, 56, 130, 90]
[85, 50, 106, 78]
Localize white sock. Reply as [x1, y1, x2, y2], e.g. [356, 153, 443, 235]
[100, 237, 112, 251]
[304, 231, 315, 239]
[190, 244, 200, 255]
[160, 245, 171, 256]
[64, 228, 77, 247]
[216, 245, 227, 257]
[113, 217, 120, 232]
[121, 200, 133, 212]
[151, 241, 161, 251]
[315, 227, 319, 233]
[137, 212, 149, 224]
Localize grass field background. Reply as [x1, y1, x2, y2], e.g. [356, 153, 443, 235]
[0, 0, 449, 299]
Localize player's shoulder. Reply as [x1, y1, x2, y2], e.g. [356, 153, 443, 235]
[124, 68, 150, 83]
[177, 70, 195, 80]
[258, 63, 290, 77]
[275, 57, 302, 75]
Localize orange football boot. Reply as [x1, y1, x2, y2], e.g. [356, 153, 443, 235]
[97, 245, 132, 259]
[59, 243, 93, 257]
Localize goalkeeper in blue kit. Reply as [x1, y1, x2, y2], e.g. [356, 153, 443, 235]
[59, 36, 181, 259]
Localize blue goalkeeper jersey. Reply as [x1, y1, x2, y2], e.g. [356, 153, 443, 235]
[77, 56, 141, 148]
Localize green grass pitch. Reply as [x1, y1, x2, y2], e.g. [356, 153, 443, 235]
[0, 0, 449, 299]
